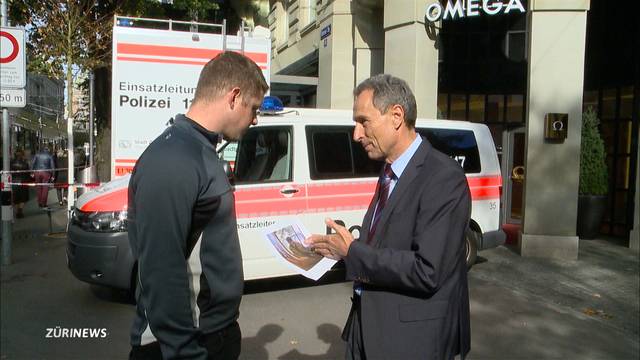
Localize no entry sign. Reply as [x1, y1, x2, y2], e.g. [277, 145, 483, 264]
[0, 27, 26, 88]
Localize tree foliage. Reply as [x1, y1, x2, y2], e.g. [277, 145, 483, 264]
[579, 107, 609, 196]
[9, 0, 118, 78]
[173, 0, 220, 22]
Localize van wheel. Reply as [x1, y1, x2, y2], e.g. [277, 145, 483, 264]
[465, 229, 479, 270]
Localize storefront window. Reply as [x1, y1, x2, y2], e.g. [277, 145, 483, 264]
[583, 91, 599, 113]
[618, 121, 632, 154]
[620, 86, 634, 118]
[450, 94, 466, 120]
[600, 123, 616, 155]
[616, 157, 630, 189]
[506, 94, 524, 123]
[469, 95, 485, 123]
[487, 95, 504, 123]
[601, 88, 617, 120]
[504, 30, 526, 62]
[614, 191, 628, 223]
[488, 124, 503, 149]
[437, 93, 448, 119]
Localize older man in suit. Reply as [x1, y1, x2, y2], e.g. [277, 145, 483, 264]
[306, 74, 471, 360]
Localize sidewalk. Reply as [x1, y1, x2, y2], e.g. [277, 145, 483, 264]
[1, 189, 69, 264]
[468, 239, 639, 359]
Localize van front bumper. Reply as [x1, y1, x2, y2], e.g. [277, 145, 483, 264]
[66, 224, 134, 290]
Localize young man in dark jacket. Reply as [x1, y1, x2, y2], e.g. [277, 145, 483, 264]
[128, 52, 268, 360]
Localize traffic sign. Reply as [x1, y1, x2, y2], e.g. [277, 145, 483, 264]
[0, 88, 26, 108]
[0, 27, 26, 88]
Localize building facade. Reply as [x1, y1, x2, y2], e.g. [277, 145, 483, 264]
[267, 0, 638, 250]
[8, 73, 65, 156]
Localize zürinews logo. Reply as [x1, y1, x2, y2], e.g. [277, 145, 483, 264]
[45, 327, 109, 339]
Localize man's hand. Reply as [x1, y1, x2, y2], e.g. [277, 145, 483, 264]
[305, 218, 354, 260]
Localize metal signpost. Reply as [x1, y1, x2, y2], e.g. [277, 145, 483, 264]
[1, 0, 26, 265]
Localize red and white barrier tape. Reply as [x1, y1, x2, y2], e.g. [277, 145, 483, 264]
[3, 182, 101, 188]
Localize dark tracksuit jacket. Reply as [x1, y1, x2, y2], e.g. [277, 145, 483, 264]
[128, 114, 243, 359]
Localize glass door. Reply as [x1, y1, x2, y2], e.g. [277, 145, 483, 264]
[501, 127, 526, 224]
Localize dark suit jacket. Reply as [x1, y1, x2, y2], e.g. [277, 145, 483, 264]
[343, 138, 471, 360]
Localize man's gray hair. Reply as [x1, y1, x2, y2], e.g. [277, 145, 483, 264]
[354, 74, 418, 128]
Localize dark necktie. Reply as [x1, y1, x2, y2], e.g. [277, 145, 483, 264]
[368, 164, 394, 243]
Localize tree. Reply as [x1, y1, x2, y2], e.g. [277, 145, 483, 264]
[18, 0, 116, 123]
[173, 0, 220, 22]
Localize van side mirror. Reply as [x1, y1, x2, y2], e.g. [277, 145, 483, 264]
[221, 160, 234, 180]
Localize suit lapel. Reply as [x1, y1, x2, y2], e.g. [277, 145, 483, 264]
[369, 139, 431, 248]
[359, 168, 383, 244]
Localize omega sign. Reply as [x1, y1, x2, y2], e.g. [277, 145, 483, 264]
[426, 0, 526, 22]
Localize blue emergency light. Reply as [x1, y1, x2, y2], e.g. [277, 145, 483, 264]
[259, 96, 284, 114]
[116, 18, 134, 27]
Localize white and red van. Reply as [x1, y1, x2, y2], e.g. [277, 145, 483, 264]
[67, 108, 504, 292]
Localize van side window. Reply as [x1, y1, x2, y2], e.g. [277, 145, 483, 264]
[234, 127, 293, 183]
[417, 128, 481, 173]
[306, 126, 382, 179]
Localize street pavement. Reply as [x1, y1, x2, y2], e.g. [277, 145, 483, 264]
[1, 192, 639, 359]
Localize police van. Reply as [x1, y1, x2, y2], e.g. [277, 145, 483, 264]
[67, 105, 505, 292]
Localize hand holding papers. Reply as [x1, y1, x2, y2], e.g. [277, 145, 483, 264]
[304, 218, 355, 260]
[262, 219, 336, 280]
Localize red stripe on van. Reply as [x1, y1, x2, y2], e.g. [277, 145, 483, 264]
[234, 176, 501, 218]
[234, 185, 308, 201]
[469, 187, 500, 200]
[117, 56, 268, 69]
[306, 194, 373, 212]
[117, 43, 268, 63]
[118, 56, 208, 66]
[467, 175, 502, 188]
[235, 197, 307, 218]
[306, 181, 377, 197]
[78, 176, 500, 217]
[467, 175, 501, 200]
[81, 188, 128, 212]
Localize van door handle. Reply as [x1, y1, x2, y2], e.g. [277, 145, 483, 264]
[280, 188, 299, 195]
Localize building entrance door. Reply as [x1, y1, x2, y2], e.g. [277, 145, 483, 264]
[501, 127, 526, 224]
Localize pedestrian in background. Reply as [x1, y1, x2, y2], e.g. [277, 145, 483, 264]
[306, 74, 472, 360]
[127, 51, 268, 360]
[31, 146, 55, 208]
[10, 149, 30, 218]
[54, 148, 68, 206]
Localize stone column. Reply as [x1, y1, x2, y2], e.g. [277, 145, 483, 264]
[518, 0, 590, 260]
[353, 3, 384, 85]
[316, 0, 355, 109]
[383, 0, 439, 119]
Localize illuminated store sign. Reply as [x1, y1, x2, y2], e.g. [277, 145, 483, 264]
[426, 0, 526, 22]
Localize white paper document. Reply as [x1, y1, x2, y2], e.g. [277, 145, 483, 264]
[262, 219, 337, 280]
